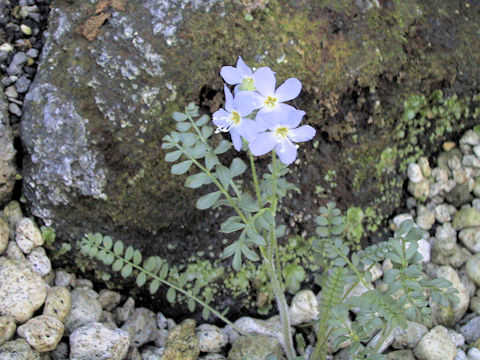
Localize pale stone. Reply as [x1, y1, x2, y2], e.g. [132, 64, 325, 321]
[408, 180, 430, 201]
[196, 324, 228, 353]
[459, 227, 480, 253]
[2, 201, 23, 229]
[98, 289, 121, 311]
[54, 269, 76, 287]
[414, 326, 457, 360]
[0, 218, 9, 255]
[69, 322, 130, 360]
[0, 258, 46, 323]
[114, 297, 135, 324]
[27, 247, 52, 276]
[434, 204, 457, 223]
[0, 338, 41, 359]
[408, 163, 424, 183]
[4, 240, 26, 263]
[466, 253, 480, 286]
[392, 321, 428, 349]
[121, 308, 157, 347]
[64, 287, 102, 333]
[289, 290, 319, 325]
[432, 266, 469, 326]
[416, 206, 435, 230]
[43, 286, 71, 322]
[17, 315, 64, 352]
[15, 217, 43, 254]
[233, 316, 293, 348]
[0, 315, 16, 345]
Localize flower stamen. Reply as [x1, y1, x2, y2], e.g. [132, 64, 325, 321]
[215, 111, 241, 133]
[264, 96, 278, 108]
[274, 126, 290, 140]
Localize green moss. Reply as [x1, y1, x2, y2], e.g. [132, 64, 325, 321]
[344, 207, 364, 250]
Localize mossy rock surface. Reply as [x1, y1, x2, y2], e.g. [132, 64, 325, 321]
[21, 0, 480, 315]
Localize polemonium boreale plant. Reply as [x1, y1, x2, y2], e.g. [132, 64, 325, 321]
[162, 57, 314, 359]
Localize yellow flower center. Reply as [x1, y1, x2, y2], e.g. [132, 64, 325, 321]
[240, 77, 255, 91]
[231, 111, 241, 124]
[274, 126, 290, 139]
[264, 96, 277, 108]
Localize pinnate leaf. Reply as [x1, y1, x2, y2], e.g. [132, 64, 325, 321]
[196, 191, 221, 210]
[171, 160, 193, 175]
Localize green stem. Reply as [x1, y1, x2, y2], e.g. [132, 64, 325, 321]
[373, 323, 393, 354]
[249, 150, 263, 209]
[186, 113, 208, 144]
[264, 256, 297, 360]
[333, 246, 370, 288]
[93, 243, 247, 336]
[175, 144, 248, 225]
[186, 117, 242, 200]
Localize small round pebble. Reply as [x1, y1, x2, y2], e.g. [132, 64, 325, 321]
[466, 253, 480, 286]
[196, 324, 228, 353]
[27, 247, 52, 276]
[17, 315, 64, 352]
[414, 326, 457, 360]
[408, 163, 424, 183]
[98, 289, 121, 311]
[289, 289, 319, 325]
[64, 287, 102, 333]
[15, 217, 43, 254]
[43, 286, 71, 322]
[8, 102, 22, 117]
[55, 269, 76, 287]
[468, 348, 480, 360]
[69, 322, 130, 360]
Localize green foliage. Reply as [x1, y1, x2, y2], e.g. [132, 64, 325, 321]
[311, 203, 457, 359]
[41, 225, 71, 260]
[78, 233, 219, 321]
[41, 226, 56, 248]
[162, 104, 299, 271]
[344, 207, 364, 250]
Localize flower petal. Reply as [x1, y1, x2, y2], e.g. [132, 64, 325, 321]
[258, 108, 305, 129]
[249, 132, 277, 156]
[238, 118, 261, 142]
[289, 125, 316, 143]
[224, 85, 234, 113]
[234, 91, 261, 116]
[236, 56, 253, 77]
[253, 67, 276, 96]
[220, 66, 243, 85]
[276, 138, 297, 165]
[274, 77, 302, 102]
[230, 129, 243, 151]
[212, 109, 231, 127]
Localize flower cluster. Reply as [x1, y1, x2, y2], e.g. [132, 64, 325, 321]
[213, 57, 316, 165]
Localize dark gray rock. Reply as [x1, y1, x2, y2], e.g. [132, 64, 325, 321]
[20, 0, 480, 316]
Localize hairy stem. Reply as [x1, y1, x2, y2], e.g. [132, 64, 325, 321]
[249, 150, 263, 209]
[265, 256, 297, 360]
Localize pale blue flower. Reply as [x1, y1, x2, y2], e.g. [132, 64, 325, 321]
[249, 109, 315, 165]
[239, 68, 302, 125]
[220, 57, 276, 92]
[212, 85, 260, 151]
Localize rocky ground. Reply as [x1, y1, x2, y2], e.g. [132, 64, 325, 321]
[2, 129, 480, 360]
[2, 0, 480, 360]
